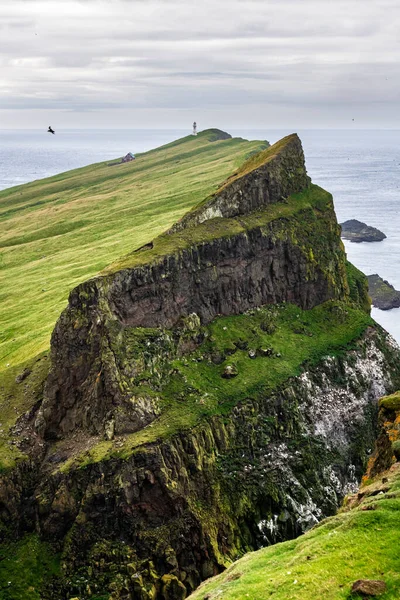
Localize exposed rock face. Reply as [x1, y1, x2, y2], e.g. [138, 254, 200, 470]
[6, 328, 398, 599]
[3, 132, 400, 599]
[340, 219, 386, 243]
[364, 388, 400, 479]
[170, 134, 309, 233]
[36, 135, 346, 441]
[368, 274, 400, 310]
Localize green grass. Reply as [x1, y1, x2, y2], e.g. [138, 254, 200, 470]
[0, 534, 60, 600]
[102, 182, 332, 275]
[0, 352, 49, 470]
[61, 300, 372, 471]
[189, 465, 400, 600]
[0, 130, 267, 371]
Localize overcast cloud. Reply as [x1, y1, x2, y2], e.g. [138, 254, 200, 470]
[1, 0, 399, 129]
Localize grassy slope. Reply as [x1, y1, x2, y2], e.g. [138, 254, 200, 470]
[0, 130, 267, 371]
[189, 464, 400, 600]
[0, 352, 49, 470]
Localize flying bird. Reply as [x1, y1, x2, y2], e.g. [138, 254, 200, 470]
[48, 126, 55, 134]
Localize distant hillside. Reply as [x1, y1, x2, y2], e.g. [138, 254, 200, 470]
[0, 129, 268, 370]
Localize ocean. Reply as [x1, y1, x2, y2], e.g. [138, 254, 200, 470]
[1, 128, 399, 342]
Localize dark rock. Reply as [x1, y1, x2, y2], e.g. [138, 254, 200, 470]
[258, 347, 273, 357]
[260, 320, 276, 334]
[340, 220, 386, 243]
[15, 368, 31, 384]
[368, 274, 400, 310]
[211, 352, 225, 365]
[221, 365, 238, 379]
[234, 338, 249, 350]
[351, 579, 387, 596]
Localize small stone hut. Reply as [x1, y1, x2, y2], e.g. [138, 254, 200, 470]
[122, 152, 135, 163]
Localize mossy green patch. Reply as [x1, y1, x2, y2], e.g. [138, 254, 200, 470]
[0, 353, 49, 471]
[379, 392, 400, 412]
[346, 261, 371, 313]
[0, 534, 60, 600]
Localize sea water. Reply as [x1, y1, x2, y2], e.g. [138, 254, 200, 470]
[1, 128, 399, 342]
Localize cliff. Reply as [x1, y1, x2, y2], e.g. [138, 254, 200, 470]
[35, 134, 348, 441]
[189, 389, 400, 600]
[0, 132, 399, 600]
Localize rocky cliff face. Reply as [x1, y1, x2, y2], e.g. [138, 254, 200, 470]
[169, 134, 310, 232]
[1, 132, 400, 600]
[36, 134, 347, 441]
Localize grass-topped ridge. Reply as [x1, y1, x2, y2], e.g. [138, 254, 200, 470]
[0, 130, 267, 371]
[102, 183, 331, 275]
[225, 132, 299, 184]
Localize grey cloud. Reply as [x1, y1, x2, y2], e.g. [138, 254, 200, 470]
[1, 0, 400, 128]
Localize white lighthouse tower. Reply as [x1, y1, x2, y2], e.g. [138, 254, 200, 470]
[192, 121, 197, 136]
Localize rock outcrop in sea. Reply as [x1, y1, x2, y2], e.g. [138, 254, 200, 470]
[368, 274, 400, 310]
[340, 219, 386, 243]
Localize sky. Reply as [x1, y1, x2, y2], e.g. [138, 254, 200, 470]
[1, 0, 399, 129]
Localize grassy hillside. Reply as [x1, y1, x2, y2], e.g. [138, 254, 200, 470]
[190, 463, 400, 600]
[0, 130, 267, 371]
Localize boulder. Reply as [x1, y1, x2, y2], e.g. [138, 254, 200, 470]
[340, 220, 386, 243]
[351, 579, 387, 596]
[222, 365, 238, 379]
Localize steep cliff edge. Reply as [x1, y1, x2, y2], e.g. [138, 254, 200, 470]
[189, 390, 400, 600]
[0, 133, 399, 600]
[36, 134, 348, 441]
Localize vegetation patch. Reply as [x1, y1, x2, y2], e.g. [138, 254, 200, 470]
[189, 464, 400, 600]
[379, 392, 400, 412]
[0, 353, 49, 471]
[0, 534, 60, 600]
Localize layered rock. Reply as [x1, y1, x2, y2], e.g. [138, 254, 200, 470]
[169, 134, 309, 232]
[35, 135, 346, 441]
